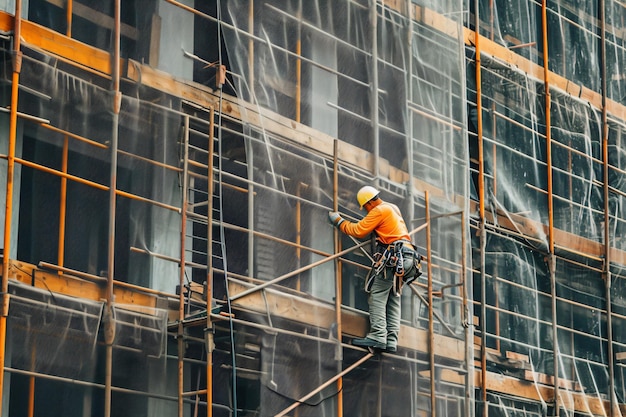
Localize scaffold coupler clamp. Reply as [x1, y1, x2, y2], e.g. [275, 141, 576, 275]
[205, 324, 215, 354]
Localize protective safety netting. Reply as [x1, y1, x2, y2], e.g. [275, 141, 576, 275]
[1, 0, 625, 416]
[466, 1, 626, 416]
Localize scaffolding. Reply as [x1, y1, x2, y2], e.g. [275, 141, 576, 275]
[0, 0, 625, 417]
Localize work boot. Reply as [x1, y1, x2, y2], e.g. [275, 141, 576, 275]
[352, 337, 386, 350]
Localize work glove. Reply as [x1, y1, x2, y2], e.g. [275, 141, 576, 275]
[328, 211, 345, 228]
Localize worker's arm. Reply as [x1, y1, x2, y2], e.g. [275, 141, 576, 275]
[339, 208, 384, 239]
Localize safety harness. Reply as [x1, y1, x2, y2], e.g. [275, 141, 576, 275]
[364, 239, 423, 296]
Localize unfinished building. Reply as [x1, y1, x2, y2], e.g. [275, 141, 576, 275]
[0, 0, 625, 416]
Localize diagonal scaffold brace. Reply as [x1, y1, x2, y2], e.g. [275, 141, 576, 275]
[273, 352, 375, 417]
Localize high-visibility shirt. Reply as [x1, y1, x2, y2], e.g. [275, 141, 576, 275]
[339, 201, 411, 245]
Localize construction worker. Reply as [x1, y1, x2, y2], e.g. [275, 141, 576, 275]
[328, 185, 421, 353]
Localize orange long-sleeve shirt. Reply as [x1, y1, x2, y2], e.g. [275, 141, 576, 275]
[339, 201, 411, 245]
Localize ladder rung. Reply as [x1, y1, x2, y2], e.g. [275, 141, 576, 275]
[184, 233, 208, 243]
[187, 142, 209, 154]
[188, 187, 209, 196]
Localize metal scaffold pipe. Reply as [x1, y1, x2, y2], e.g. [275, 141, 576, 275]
[461, 210, 472, 417]
[273, 352, 374, 417]
[57, 136, 68, 273]
[473, 1, 489, 416]
[332, 139, 344, 416]
[541, 1, 561, 414]
[599, 1, 615, 415]
[207, 106, 215, 417]
[104, 2, 122, 417]
[178, 116, 190, 417]
[65, 0, 72, 37]
[426, 191, 436, 417]
[0, 1, 22, 414]
[229, 240, 370, 302]
[370, 0, 379, 179]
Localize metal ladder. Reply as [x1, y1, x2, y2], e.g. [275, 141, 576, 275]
[177, 103, 221, 417]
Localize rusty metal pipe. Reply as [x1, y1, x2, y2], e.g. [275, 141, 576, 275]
[0, 2, 22, 414]
[425, 191, 435, 416]
[104, 2, 122, 417]
[205, 107, 215, 417]
[370, 2, 379, 178]
[295, 0, 302, 123]
[473, 2, 489, 415]
[28, 341, 35, 417]
[230, 239, 371, 302]
[461, 210, 472, 417]
[248, 0, 255, 92]
[598, 1, 615, 415]
[540, 1, 561, 413]
[178, 116, 190, 417]
[14, 157, 181, 213]
[40, 123, 108, 149]
[273, 353, 374, 417]
[57, 136, 68, 272]
[66, 0, 72, 37]
[332, 139, 344, 417]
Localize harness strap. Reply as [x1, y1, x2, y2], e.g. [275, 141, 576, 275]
[395, 249, 405, 277]
[368, 239, 422, 296]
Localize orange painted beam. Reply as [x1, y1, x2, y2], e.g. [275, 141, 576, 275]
[0, 11, 111, 75]
[8, 260, 160, 312]
[463, 28, 626, 120]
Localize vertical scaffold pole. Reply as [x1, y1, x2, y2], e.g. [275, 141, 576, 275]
[541, 1, 561, 414]
[248, 1, 254, 93]
[332, 140, 344, 416]
[598, 1, 615, 415]
[66, 0, 73, 37]
[207, 106, 215, 417]
[461, 209, 472, 417]
[178, 116, 190, 417]
[370, 1, 379, 179]
[425, 191, 435, 417]
[0, 1, 21, 415]
[104, 2, 122, 417]
[295, 0, 302, 123]
[473, 1, 489, 416]
[58, 136, 68, 270]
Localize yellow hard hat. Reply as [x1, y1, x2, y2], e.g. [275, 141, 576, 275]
[357, 186, 380, 209]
